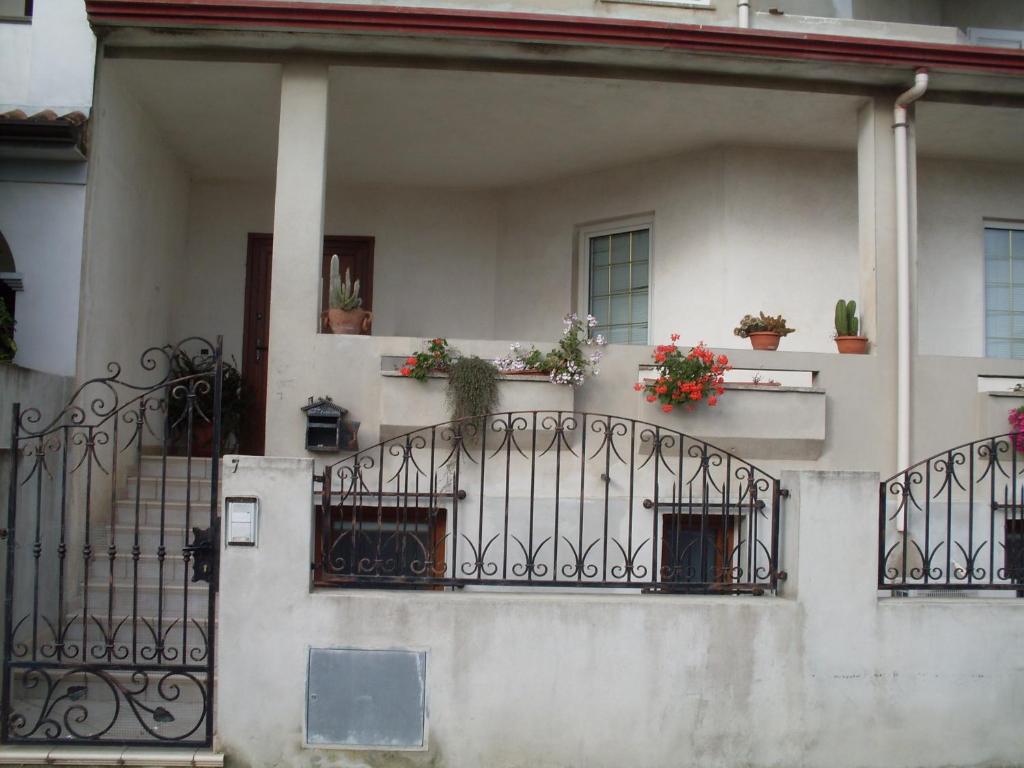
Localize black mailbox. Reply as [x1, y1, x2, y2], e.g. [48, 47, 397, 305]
[302, 397, 350, 452]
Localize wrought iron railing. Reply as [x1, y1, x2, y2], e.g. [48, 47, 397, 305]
[315, 411, 783, 594]
[879, 433, 1024, 593]
[2, 337, 223, 746]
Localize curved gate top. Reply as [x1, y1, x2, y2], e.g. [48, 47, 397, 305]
[3, 337, 223, 746]
[314, 411, 783, 595]
[880, 433, 1024, 594]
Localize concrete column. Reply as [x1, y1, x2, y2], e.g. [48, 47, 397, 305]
[857, 98, 899, 472]
[215, 455, 315, 756]
[264, 62, 329, 455]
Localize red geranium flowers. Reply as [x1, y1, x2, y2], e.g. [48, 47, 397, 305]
[635, 334, 730, 413]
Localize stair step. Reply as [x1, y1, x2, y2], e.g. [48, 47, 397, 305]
[0, 746, 223, 767]
[140, 455, 213, 480]
[123, 477, 212, 504]
[114, 499, 212, 529]
[87, 553, 192, 582]
[95, 525, 194, 553]
[84, 584, 210, 614]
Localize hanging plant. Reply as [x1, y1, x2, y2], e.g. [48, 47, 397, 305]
[446, 356, 500, 424]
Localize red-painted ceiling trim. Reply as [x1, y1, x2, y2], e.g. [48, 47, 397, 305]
[85, 0, 1024, 75]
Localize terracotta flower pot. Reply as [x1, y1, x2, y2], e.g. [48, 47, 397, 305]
[191, 421, 215, 458]
[835, 335, 868, 354]
[324, 308, 373, 335]
[747, 331, 781, 351]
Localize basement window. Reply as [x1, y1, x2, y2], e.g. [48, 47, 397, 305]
[314, 505, 447, 588]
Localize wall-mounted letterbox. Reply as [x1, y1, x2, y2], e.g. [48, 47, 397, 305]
[301, 397, 356, 452]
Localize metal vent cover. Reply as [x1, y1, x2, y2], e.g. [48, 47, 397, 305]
[306, 648, 427, 749]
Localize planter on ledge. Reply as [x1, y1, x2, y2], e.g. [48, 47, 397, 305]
[835, 336, 868, 354]
[636, 374, 826, 460]
[747, 332, 781, 351]
[379, 365, 574, 442]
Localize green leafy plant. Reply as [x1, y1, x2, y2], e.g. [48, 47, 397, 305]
[496, 314, 606, 387]
[446, 356, 500, 424]
[495, 343, 550, 374]
[400, 338, 454, 381]
[733, 312, 795, 338]
[0, 297, 15, 363]
[167, 350, 247, 452]
[834, 299, 860, 337]
[329, 255, 362, 311]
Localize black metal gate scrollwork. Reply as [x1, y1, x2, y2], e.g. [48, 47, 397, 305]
[2, 337, 223, 746]
[314, 411, 783, 594]
[879, 433, 1024, 594]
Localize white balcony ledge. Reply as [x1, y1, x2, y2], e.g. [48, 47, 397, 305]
[635, 381, 827, 460]
[378, 366, 573, 441]
[981, 389, 1024, 437]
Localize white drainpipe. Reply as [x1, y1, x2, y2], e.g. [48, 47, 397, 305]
[737, 0, 750, 28]
[894, 68, 928, 529]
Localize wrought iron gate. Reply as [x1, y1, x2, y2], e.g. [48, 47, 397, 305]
[314, 411, 783, 594]
[2, 337, 223, 746]
[879, 432, 1024, 593]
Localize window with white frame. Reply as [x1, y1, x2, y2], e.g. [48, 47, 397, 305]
[984, 225, 1024, 358]
[585, 225, 650, 345]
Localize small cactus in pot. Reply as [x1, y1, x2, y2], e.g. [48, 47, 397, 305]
[323, 255, 373, 335]
[834, 298, 867, 354]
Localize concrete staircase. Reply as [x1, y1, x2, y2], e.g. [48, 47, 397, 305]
[7, 456, 216, 746]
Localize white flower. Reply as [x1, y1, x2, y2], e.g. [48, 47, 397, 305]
[594, 334, 606, 346]
[586, 314, 598, 328]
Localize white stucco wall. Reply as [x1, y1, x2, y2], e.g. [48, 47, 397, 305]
[0, 2, 95, 378]
[174, 182, 500, 362]
[77, 63, 190, 383]
[0, 176, 85, 376]
[496, 146, 859, 353]
[177, 146, 858, 363]
[217, 463, 1024, 768]
[917, 157, 1024, 358]
[0, 2, 95, 114]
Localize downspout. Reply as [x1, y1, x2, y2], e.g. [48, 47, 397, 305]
[894, 68, 928, 530]
[737, 0, 750, 28]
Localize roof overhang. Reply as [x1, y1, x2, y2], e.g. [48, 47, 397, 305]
[0, 110, 88, 161]
[85, 0, 1024, 105]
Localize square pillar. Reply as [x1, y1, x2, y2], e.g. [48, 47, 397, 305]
[264, 63, 329, 455]
[857, 97, 899, 471]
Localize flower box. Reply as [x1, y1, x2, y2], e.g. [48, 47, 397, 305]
[378, 368, 574, 442]
[635, 376, 826, 460]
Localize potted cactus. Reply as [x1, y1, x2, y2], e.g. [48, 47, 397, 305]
[834, 299, 868, 354]
[323, 255, 372, 335]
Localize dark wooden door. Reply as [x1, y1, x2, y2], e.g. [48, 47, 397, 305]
[241, 234, 273, 455]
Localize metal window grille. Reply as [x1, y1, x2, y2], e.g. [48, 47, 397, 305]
[984, 226, 1024, 359]
[588, 228, 649, 345]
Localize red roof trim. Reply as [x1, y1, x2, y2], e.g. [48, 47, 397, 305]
[85, 0, 1024, 75]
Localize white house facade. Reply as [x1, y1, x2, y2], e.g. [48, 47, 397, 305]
[2, 1, 1024, 767]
